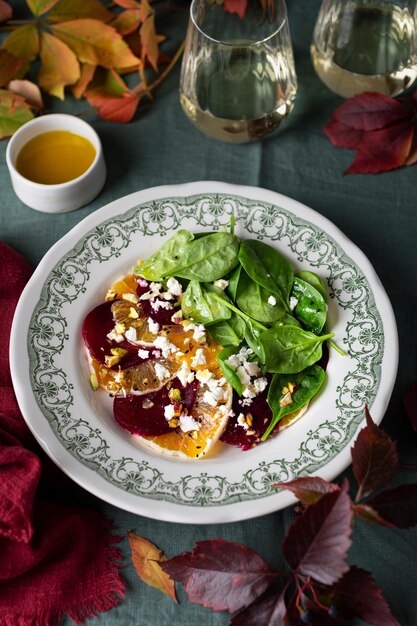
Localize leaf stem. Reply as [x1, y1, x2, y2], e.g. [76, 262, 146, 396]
[327, 338, 346, 356]
[211, 293, 268, 331]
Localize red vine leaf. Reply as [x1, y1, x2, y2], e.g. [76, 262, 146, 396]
[404, 383, 417, 433]
[0, 0, 12, 23]
[140, 12, 160, 71]
[345, 118, 414, 174]
[332, 566, 401, 626]
[231, 589, 287, 626]
[331, 92, 411, 131]
[354, 503, 395, 529]
[323, 120, 364, 149]
[128, 531, 177, 602]
[351, 407, 398, 501]
[224, 0, 248, 20]
[282, 480, 353, 585]
[85, 69, 140, 122]
[364, 484, 417, 529]
[274, 477, 340, 505]
[0, 50, 26, 87]
[161, 539, 278, 613]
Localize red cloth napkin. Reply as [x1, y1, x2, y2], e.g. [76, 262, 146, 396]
[0, 242, 125, 626]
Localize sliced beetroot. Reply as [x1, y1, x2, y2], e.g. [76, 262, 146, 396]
[82, 301, 155, 369]
[136, 279, 180, 326]
[221, 384, 273, 451]
[113, 379, 200, 437]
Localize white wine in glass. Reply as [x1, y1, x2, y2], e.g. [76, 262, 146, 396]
[311, 0, 417, 98]
[179, 0, 297, 143]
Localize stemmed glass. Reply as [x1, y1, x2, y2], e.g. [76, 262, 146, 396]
[179, 0, 297, 143]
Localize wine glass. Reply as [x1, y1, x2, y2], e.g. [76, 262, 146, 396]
[179, 0, 297, 143]
[311, 0, 417, 98]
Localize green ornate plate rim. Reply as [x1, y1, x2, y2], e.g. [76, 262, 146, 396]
[10, 182, 398, 524]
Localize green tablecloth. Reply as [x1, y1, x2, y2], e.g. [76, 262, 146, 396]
[1, 1, 417, 624]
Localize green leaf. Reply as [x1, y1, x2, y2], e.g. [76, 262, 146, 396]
[217, 346, 242, 395]
[134, 230, 194, 281]
[226, 263, 241, 301]
[263, 365, 326, 439]
[181, 281, 231, 326]
[173, 232, 240, 282]
[296, 270, 328, 302]
[238, 240, 293, 311]
[209, 313, 246, 347]
[236, 269, 286, 324]
[2, 24, 40, 62]
[27, 0, 59, 17]
[244, 318, 265, 361]
[291, 277, 327, 335]
[259, 325, 334, 374]
[0, 89, 33, 138]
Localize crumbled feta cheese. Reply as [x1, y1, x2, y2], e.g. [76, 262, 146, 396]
[125, 326, 137, 343]
[226, 353, 240, 368]
[290, 296, 299, 311]
[107, 329, 124, 343]
[203, 390, 217, 407]
[138, 278, 148, 288]
[244, 361, 261, 377]
[154, 363, 171, 381]
[191, 348, 206, 368]
[147, 318, 160, 334]
[176, 362, 195, 386]
[161, 291, 174, 301]
[192, 324, 206, 342]
[164, 404, 175, 421]
[179, 414, 200, 432]
[253, 377, 268, 394]
[214, 279, 229, 290]
[237, 413, 249, 430]
[237, 366, 251, 386]
[166, 277, 183, 296]
[150, 299, 173, 312]
[268, 295, 277, 306]
[138, 349, 149, 359]
[196, 368, 213, 383]
[153, 335, 178, 358]
[239, 397, 253, 407]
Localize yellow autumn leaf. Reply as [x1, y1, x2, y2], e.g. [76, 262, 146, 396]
[72, 62, 96, 99]
[2, 24, 39, 61]
[111, 9, 144, 36]
[128, 532, 177, 603]
[27, 0, 59, 17]
[39, 31, 80, 99]
[50, 19, 140, 69]
[140, 15, 159, 71]
[0, 89, 33, 138]
[47, 0, 112, 23]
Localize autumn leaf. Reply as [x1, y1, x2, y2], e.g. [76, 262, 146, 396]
[85, 69, 140, 122]
[27, 0, 59, 17]
[161, 539, 278, 613]
[111, 9, 144, 36]
[274, 477, 340, 505]
[323, 120, 364, 149]
[0, 89, 33, 138]
[363, 484, 417, 529]
[2, 24, 40, 61]
[50, 19, 139, 69]
[0, 0, 12, 23]
[354, 503, 395, 529]
[351, 407, 398, 500]
[0, 50, 26, 87]
[404, 383, 417, 433]
[140, 14, 160, 71]
[330, 92, 411, 131]
[128, 531, 177, 602]
[39, 31, 80, 99]
[282, 481, 353, 585]
[47, 0, 112, 24]
[72, 63, 96, 99]
[8, 79, 43, 108]
[231, 589, 287, 626]
[113, 0, 141, 8]
[332, 567, 401, 626]
[224, 0, 248, 20]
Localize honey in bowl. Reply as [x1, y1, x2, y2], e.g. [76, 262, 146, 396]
[16, 130, 96, 185]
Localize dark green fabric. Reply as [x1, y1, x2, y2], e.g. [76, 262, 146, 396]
[1, 1, 417, 625]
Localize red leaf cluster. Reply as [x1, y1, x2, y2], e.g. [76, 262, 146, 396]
[155, 408, 417, 625]
[324, 92, 417, 174]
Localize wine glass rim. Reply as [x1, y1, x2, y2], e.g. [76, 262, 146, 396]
[189, 0, 288, 46]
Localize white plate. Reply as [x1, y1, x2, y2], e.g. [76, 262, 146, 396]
[10, 182, 398, 524]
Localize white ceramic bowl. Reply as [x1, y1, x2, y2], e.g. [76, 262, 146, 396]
[6, 114, 107, 213]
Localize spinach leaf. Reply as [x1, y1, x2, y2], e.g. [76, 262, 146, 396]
[273, 314, 302, 328]
[134, 229, 194, 281]
[259, 325, 334, 374]
[209, 314, 246, 347]
[236, 269, 286, 324]
[172, 232, 240, 282]
[181, 281, 231, 326]
[262, 365, 325, 440]
[226, 264, 242, 302]
[291, 277, 327, 335]
[217, 346, 242, 395]
[238, 240, 293, 311]
[296, 270, 328, 302]
[244, 318, 265, 361]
